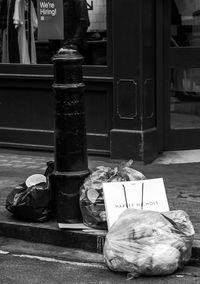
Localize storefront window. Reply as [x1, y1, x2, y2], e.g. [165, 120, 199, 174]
[170, 68, 200, 129]
[0, 0, 107, 65]
[171, 0, 200, 47]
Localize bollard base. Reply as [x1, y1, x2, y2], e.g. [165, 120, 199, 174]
[50, 170, 90, 224]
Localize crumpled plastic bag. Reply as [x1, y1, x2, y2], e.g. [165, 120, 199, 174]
[103, 208, 195, 279]
[79, 160, 145, 229]
[6, 182, 52, 222]
[5, 162, 54, 222]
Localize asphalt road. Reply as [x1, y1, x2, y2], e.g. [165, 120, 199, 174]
[1, 252, 200, 284]
[0, 238, 200, 284]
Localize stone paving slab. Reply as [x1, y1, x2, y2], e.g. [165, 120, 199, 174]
[0, 150, 199, 256]
[0, 153, 49, 171]
[152, 149, 200, 164]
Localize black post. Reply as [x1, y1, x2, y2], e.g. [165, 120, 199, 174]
[51, 47, 90, 224]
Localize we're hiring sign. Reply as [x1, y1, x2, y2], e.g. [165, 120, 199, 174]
[37, 0, 64, 40]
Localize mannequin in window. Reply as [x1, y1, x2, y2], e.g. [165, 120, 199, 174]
[50, 0, 90, 59]
[63, 0, 90, 56]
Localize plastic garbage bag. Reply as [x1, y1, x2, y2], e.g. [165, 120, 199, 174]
[80, 160, 145, 229]
[44, 160, 54, 177]
[6, 181, 52, 222]
[5, 162, 54, 222]
[103, 209, 195, 279]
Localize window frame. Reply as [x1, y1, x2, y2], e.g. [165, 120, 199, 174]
[0, 0, 113, 79]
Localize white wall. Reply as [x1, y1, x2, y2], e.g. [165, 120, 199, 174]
[88, 0, 107, 31]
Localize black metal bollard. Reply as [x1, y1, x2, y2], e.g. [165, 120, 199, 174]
[50, 47, 90, 223]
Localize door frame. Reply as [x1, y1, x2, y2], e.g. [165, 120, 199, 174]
[156, 0, 165, 153]
[157, 0, 200, 152]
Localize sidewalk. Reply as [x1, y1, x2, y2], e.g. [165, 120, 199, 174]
[0, 148, 200, 257]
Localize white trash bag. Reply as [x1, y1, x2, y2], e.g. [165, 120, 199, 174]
[103, 209, 195, 279]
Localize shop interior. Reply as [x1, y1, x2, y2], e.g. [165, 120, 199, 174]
[0, 0, 107, 66]
[170, 0, 200, 130]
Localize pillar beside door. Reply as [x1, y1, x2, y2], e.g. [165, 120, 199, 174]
[111, 0, 158, 163]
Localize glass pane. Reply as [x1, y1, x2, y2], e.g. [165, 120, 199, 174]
[171, 0, 200, 47]
[170, 68, 200, 129]
[86, 0, 107, 65]
[0, 0, 107, 65]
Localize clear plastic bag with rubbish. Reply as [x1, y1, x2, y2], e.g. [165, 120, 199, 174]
[103, 208, 195, 279]
[79, 160, 145, 230]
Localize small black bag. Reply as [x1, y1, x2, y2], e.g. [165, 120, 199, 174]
[6, 182, 52, 222]
[5, 161, 54, 222]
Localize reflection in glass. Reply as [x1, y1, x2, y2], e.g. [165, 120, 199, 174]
[171, 0, 200, 47]
[170, 68, 200, 129]
[86, 0, 107, 65]
[0, 0, 107, 65]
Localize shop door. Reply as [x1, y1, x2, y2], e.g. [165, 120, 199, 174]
[164, 0, 200, 150]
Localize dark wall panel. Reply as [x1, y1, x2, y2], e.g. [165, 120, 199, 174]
[113, 0, 140, 79]
[112, 0, 141, 130]
[0, 77, 112, 155]
[0, 87, 54, 130]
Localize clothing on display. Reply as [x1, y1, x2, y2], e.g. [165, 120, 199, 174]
[0, 0, 38, 64]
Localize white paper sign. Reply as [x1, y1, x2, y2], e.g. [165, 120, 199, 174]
[103, 178, 170, 230]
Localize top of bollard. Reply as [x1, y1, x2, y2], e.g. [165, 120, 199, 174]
[52, 47, 84, 63]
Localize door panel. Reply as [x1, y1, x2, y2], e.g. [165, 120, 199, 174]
[164, 0, 200, 150]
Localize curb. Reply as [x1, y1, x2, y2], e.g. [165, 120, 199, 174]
[0, 216, 200, 258]
[0, 217, 106, 254]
